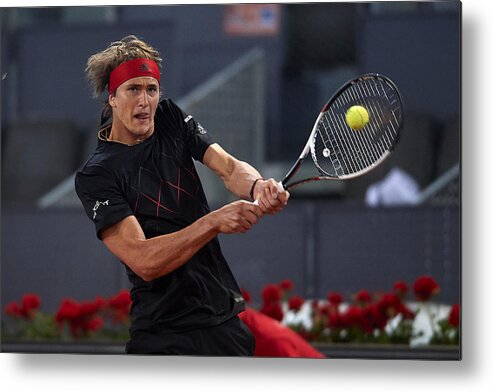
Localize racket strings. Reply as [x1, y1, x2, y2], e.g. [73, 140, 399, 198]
[342, 81, 391, 161]
[347, 82, 390, 159]
[317, 115, 354, 174]
[313, 77, 402, 177]
[316, 98, 376, 176]
[321, 89, 373, 175]
[315, 89, 377, 176]
[335, 90, 377, 169]
[323, 109, 364, 174]
[360, 79, 400, 148]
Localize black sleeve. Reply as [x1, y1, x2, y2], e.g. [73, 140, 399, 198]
[165, 99, 215, 163]
[75, 164, 134, 240]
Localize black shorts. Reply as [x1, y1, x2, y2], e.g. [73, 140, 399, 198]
[125, 316, 256, 356]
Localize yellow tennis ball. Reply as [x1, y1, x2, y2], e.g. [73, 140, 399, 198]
[345, 105, 369, 130]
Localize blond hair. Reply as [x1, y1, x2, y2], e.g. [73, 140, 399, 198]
[85, 35, 163, 117]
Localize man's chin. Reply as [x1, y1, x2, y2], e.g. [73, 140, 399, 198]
[132, 122, 153, 134]
[131, 126, 153, 138]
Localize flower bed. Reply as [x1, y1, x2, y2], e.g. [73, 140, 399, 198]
[2, 290, 131, 343]
[242, 276, 459, 347]
[2, 275, 459, 355]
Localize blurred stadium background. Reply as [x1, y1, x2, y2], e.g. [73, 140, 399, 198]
[1, 3, 460, 327]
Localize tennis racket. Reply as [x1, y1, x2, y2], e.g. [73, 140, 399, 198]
[279, 73, 404, 191]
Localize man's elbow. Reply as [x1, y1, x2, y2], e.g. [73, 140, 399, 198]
[119, 241, 163, 282]
[129, 251, 164, 282]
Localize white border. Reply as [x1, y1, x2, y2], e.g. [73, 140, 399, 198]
[2, 0, 491, 391]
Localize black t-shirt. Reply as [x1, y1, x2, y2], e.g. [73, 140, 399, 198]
[75, 99, 245, 335]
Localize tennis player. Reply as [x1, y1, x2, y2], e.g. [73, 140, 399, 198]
[75, 35, 289, 355]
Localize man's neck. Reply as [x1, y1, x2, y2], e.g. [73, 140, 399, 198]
[108, 124, 154, 146]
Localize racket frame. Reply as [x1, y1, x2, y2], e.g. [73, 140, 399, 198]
[280, 73, 403, 191]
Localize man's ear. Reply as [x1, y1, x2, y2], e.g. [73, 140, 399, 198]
[108, 92, 116, 108]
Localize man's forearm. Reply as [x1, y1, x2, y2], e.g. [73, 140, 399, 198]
[102, 200, 263, 282]
[202, 143, 288, 213]
[136, 214, 220, 280]
[203, 144, 263, 200]
[223, 158, 263, 200]
[102, 214, 219, 282]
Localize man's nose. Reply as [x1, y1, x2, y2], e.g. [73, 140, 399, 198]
[139, 90, 149, 107]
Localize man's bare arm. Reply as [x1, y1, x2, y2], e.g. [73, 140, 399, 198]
[102, 200, 263, 282]
[203, 143, 289, 213]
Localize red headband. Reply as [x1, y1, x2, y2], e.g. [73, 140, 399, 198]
[108, 58, 160, 94]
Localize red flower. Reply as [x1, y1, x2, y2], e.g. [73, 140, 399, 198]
[107, 290, 131, 324]
[327, 311, 343, 329]
[5, 294, 42, 320]
[393, 281, 409, 298]
[55, 297, 107, 337]
[55, 298, 80, 323]
[354, 290, 372, 304]
[79, 299, 103, 318]
[108, 290, 131, 309]
[262, 284, 281, 305]
[448, 304, 460, 328]
[413, 276, 440, 301]
[22, 294, 40, 312]
[260, 302, 284, 321]
[376, 293, 401, 318]
[84, 316, 104, 332]
[279, 279, 293, 292]
[240, 288, 251, 303]
[318, 303, 332, 317]
[341, 305, 366, 330]
[4, 301, 23, 318]
[327, 292, 343, 306]
[23, 295, 40, 319]
[363, 303, 387, 330]
[288, 296, 304, 312]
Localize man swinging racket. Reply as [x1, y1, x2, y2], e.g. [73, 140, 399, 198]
[75, 35, 289, 355]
